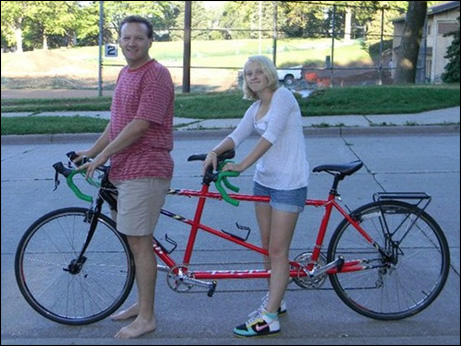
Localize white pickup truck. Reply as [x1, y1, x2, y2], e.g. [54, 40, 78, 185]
[277, 66, 303, 85]
[237, 65, 303, 86]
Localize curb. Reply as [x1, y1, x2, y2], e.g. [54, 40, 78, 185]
[1, 125, 459, 145]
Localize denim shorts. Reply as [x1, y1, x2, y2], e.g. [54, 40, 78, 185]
[253, 182, 307, 214]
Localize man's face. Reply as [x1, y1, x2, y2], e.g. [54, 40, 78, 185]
[119, 22, 152, 68]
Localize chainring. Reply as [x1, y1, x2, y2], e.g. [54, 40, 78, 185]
[292, 252, 327, 289]
[166, 265, 194, 292]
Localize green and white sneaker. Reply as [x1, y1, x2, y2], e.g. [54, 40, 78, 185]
[233, 309, 280, 337]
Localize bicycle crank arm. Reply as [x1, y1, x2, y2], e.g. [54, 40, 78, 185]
[157, 264, 170, 273]
[180, 276, 214, 289]
[309, 256, 344, 277]
[179, 276, 217, 296]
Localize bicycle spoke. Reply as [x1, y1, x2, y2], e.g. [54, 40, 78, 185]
[328, 201, 449, 320]
[15, 208, 135, 325]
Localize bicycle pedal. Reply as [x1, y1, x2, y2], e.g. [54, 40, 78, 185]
[336, 256, 344, 272]
[207, 281, 217, 297]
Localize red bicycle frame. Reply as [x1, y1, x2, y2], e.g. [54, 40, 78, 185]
[153, 181, 375, 281]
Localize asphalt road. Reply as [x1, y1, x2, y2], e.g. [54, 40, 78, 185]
[1, 130, 460, 345]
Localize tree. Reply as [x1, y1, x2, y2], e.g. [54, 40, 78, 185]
[26, 1, 79, 49]
[441, 16, 460, 83]
[171, 1, 211, 41]
[219, 1, 274, 40]
[366, 2, 407, 41]
[1, 19, 14, 51]
[394, 1, 427, 84]
[73, 2, 100, 46]
[102, 1, 179, 42]
[277, 2, 327, 38]
[1, 1, 29, 52]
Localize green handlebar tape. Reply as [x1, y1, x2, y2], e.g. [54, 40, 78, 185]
[222, 175, 240, 192]
[215, 170, 240, 206]
[66, 170, 100, 203]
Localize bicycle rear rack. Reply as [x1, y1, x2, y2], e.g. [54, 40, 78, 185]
[373, 192, 431, 213]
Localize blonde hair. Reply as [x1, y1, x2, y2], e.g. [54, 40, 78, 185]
[242, 55, 279, 100]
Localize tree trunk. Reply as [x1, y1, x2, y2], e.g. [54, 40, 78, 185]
[345, 8, 352, 41]
[394, 1, 427, 84]
[14, 27, 23, 53]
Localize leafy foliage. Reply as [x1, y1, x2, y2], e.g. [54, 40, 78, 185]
[442, 16, 460, 84]
[2, 1, 410, 51]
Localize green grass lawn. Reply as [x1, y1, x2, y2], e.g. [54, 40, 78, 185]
[1, 85, 459, 135]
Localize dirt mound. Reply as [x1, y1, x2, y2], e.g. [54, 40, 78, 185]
[2, 49, 98, 77]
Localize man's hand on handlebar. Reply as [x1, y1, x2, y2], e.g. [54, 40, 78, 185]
[70, 150, 91, 167]
[76, 154, 109, 179]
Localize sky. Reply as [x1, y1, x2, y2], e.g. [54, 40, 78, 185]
[202, 1, 225, 10]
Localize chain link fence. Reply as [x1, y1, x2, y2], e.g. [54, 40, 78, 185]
[100, 2, 431, 93]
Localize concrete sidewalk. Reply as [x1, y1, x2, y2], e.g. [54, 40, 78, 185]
[2, 106, 459, 146]
[1, 106, 459, 131]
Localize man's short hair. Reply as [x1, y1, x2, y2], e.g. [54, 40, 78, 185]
[119, 15, 154, 39]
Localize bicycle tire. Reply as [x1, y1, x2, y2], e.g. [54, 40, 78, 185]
[15, 207, 135, 325]
[327, 200, 450, 320]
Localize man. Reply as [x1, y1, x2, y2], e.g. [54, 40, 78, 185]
[76, 15, 174, 339]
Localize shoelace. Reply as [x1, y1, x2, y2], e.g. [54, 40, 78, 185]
[244, 312, 266, 327]
[248, 293, 271, 318]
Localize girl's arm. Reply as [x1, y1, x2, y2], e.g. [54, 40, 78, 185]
[222, 137, 272, 173]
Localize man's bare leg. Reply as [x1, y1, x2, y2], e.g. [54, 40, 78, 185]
[114, 235, 157, 339]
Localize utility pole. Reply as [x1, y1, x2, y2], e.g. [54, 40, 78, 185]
[98, 1, 104, 97]
[182, 1, 192, 93]
[273, 1, 277, 66]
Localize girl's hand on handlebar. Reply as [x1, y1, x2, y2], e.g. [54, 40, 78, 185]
[222, 161, 243, 173]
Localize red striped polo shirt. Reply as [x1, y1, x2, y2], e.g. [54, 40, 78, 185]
[109, 59, 174, 181]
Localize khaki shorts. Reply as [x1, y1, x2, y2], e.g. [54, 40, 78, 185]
[112, 178, 171, 237]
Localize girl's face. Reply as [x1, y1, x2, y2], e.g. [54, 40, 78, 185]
[244, 61, 269, 93]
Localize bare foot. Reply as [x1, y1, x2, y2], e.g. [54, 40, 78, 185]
[111, 303, 139, 321]
[114, 317, 156, 339]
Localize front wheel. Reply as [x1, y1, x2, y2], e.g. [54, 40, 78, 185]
[15, 207, 135, 325]
[327, 201, 450, 320]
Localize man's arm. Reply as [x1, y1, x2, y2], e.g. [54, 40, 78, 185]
[74, 122, 111, 163]
[81, 119, 150, 178]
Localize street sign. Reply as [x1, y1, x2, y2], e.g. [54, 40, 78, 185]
[105, 44, 118, 57]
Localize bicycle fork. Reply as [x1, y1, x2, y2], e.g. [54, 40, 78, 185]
[64, 202, 102, 275]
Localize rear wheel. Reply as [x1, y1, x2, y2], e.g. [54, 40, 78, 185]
[328, 201, 450, 320]
[15, 207, 135, 325]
